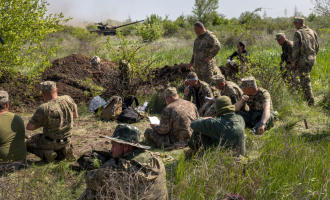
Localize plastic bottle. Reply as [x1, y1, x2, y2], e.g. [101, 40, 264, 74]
[141, 102, 148, 111]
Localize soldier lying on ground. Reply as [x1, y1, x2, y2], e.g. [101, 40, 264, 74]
[189, 21, 222, 83]
[224, 42, 250, 81]
[199, 74, 248, 117]
[25, 81, 78, 162]
[144, 87, 199, 148]
[77, 124, 168, 200]
[0, 91, 27, 170]
[275, 33, 300, 87]
[235, 77, 276, 134]
[184, 72, 213, 111]
[186, 96, 246, 157]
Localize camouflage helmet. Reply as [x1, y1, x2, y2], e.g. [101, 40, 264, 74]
[275, 33, 285, 40]
[41, 81, 56, 91]
[293, 17, 305, 24]
[210, 74, 226, 86]
[90, 56, 100, 64]
[164, 87, 177, 97]
[240, 76, 257, 89]
[186, 72, 198, 81]
[105, 124, 150, 149]
[0, 91, 9, 103]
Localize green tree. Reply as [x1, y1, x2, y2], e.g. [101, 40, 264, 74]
[238, 8, 262, 27]
[192, 0, 219, 24]
[136, 14, 164, 41]
[0, 0, 69, 73]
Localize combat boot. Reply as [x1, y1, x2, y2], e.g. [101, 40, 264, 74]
[44, 150, 57, 162]
[62, 146, 76, 161]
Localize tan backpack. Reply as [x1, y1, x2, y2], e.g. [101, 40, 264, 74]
[101, 95, 122, 120]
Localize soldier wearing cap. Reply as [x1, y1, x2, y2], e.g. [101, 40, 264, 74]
[234, 77, 276, 134]
[199, 75, 247, 117]
[186, 96, 246, 157]
[184, 72, 213, 111]
[144, 87, 199, 148]
[275, 33, 300, 87]
[189, 21, 222, 83]
[77, 124, 168, 200]
[0, 91, 27, 169]
[225, 41, 250, 81]
[25, 81, 78, 162]
[292, 17, 319, 106]
[90, 56, 100, 70]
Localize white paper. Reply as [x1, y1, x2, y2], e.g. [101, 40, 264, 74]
[205, 96, 216, 101]
[149, 116, 160, 125]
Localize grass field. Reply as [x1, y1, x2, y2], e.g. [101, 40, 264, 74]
[1, 29, 330, 199]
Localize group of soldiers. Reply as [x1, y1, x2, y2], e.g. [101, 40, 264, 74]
[0, 17, 318, 199]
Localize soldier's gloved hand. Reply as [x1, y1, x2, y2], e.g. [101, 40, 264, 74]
[226, 59, 231, 64]
[184, 86, 190, 96]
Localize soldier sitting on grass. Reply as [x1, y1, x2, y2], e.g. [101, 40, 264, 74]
[183, 72, 213, 111]
[77, 124, 168, 200]
[0, 91, 27, 170]
[235, 77, 276, 134]
[186, 96, 246, 157]
[25, 81, 78, 162]
[144, 87, 199, 148]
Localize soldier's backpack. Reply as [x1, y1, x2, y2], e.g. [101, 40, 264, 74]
[117, 95, 139, 123]
[101, 95, 122, 120]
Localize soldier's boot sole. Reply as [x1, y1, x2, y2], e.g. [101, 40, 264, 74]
[44, 150, 57, 163]
[62, 146, 76, 161]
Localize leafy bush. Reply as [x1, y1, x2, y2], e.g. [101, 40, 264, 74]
[136, 15, 164, 42]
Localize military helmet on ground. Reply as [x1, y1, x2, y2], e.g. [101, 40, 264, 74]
[240, 76, 257, 89]
[90, 56, 100, 64]
[41, 81, 56, 91]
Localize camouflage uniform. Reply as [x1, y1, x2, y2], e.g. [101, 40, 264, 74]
[191, 30, 222, 83]
[26, 82, 77, 160]
[275, 33, 299, 86]
[184, 80, 213, 110]
[144, 92, 199, 148]
[119, 60, 131, 88]
[90, 56, 100, 70]
[199, 75, 247, 117]
[78, 124, 168, 200]
[292, 17, 319, 105]
[236, 77, 275, 134]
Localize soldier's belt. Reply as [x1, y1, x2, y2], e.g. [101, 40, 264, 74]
[45, 136, 71, 143]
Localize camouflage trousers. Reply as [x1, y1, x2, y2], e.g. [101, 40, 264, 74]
[199, 101, 216, 117]
[224, 63, 249, 82]
[26, 133, 72, 160]
[281, 64, 300, 88]
[144, 129, 171, 148]
[298, 65, 314, 105]
[195, 65, 222, 83]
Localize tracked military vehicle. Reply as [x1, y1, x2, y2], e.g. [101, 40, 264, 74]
[90, 20, 144, 36]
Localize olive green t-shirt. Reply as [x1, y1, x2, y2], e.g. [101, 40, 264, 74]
[0, 112, 27, 162]
[29, 95, 77, 139]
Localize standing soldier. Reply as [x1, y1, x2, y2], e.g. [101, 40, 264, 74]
[26, 81, 78, 162]
[275, 33, 299, 86]
[189, 21, 222, 83]
[292, 17, 319, 106]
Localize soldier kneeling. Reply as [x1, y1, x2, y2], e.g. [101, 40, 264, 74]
[26, 81, 78, 162]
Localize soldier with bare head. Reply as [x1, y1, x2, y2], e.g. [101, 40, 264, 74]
[275, 33, 300, 87]
[225, 42, 250, 81]
[292, 17, 319, 106]
[144, 87, 199, 148]
[234, 77, 276, 135]
[26, 81, 78, 162]
[189, 21, 222, 83]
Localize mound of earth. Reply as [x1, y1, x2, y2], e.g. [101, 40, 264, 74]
[1, 54, 192, 111]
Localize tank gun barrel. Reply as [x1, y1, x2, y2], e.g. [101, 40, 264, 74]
[114, 20, 144, 29]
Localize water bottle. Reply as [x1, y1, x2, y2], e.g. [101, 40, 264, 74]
[141, 102, 148, 111]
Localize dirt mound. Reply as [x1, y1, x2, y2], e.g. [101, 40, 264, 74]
[150, 63, 191, 86]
